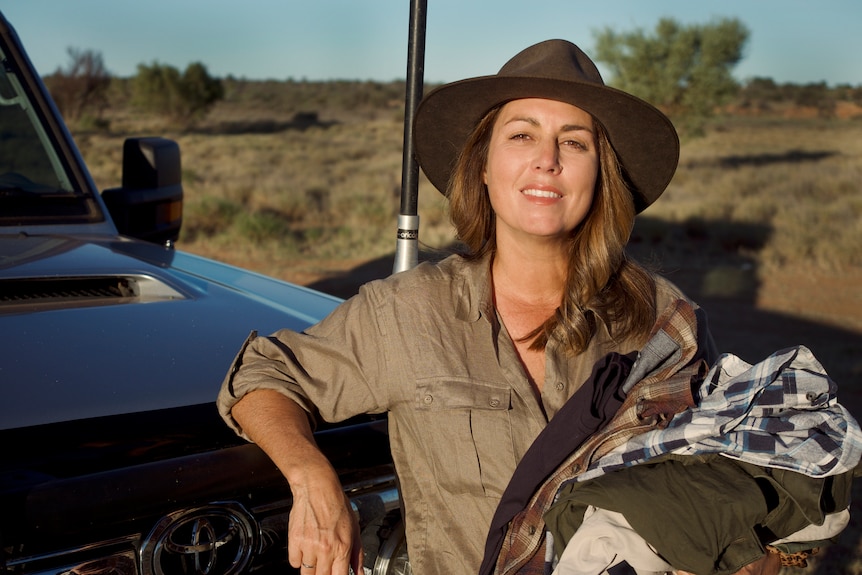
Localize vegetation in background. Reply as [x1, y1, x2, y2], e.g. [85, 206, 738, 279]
[69, 78, 862, 285]
[52, 17, 862, 289]
[44, 50, 225, 128]
[737, 77, 862, 118]
[43, 48, 111, 128]
[130, 61, 224, 125]
[629, 116, 862, 273]
[593, 17, 749, 134]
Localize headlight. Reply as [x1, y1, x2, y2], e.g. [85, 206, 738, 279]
[58, 554, 138, 575]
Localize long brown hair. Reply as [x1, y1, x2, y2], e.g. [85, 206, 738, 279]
[447, 103, 657, 354]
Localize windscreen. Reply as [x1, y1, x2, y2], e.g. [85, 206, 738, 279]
[0, 42, 100, 224]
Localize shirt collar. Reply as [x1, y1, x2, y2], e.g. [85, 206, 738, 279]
[453, 251, 494, 324]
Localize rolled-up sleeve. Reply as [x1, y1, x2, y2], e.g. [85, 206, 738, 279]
[217, 281, 395, 440]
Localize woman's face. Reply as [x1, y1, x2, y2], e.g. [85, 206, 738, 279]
[483, 98, 598, 246]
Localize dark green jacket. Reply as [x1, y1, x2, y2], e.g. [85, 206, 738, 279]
[544, 453, 856, 575]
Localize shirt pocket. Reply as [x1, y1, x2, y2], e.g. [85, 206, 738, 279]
[415, 376, 516, 497]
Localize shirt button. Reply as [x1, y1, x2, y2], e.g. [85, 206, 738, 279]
[489, 398, 500, 408]
[555, 382, 564, 391]
[423, 395, 433, 404]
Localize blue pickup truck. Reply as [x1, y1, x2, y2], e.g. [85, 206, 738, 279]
[0, 10, 409, 575]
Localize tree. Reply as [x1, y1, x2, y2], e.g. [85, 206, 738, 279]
[593, 18, 749, 134]
[131, 61, 181, 116]
[792, 82, 835, 118]
[44, 48, 111, 123]
[179, 62, 225, 120]
[131, 61, 223, 124]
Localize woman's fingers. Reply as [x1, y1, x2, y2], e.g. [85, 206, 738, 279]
[287, 490, 361, 575]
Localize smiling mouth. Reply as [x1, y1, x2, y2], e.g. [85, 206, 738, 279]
[522, 188, 562, 199]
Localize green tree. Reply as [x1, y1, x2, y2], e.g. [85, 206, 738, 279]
[179, 62, 225, 120]
[593, 17, 749, 134]
[131, 61, 182, 116]
[131, 61, 223, 124]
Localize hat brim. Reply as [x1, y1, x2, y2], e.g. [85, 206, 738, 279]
[413, 75, 679, 213]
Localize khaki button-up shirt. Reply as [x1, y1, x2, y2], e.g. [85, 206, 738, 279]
[218, 252, 694, 575]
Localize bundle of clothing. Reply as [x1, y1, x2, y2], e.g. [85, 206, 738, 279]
[479, 300, 862, 575]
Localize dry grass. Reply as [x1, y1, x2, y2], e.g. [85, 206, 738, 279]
[639, 116, 862, 272]
[76, 100, 862, 283]
[75, 94, 862, 335]
[76, 96, 454, 280]
[73, 89, 862, 339]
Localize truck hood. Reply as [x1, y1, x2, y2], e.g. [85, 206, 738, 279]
[0, 234, 342, 430]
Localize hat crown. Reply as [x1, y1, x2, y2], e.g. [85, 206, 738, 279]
[498, 39, 605, 86]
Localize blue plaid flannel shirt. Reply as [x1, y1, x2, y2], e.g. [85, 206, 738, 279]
[576, 344, 862, 482]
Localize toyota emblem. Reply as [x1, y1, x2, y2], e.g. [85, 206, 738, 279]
[141, 502, 257, 575]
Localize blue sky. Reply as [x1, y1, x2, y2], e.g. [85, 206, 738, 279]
[1, 0, 859, 86]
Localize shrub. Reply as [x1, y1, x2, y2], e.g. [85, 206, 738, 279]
[43, 48, 111, 123]
[130, 61, 223, 124]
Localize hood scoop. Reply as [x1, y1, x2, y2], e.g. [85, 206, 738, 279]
[0, 275, 187, 312]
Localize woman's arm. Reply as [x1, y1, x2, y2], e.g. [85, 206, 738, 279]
[231, 389, 362, 575]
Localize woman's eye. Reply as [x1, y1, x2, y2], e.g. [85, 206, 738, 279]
[562, 139, 587, 150]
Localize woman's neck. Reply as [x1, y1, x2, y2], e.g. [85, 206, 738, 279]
[490, 241, 567, 393]
[491, 236, 568, 307]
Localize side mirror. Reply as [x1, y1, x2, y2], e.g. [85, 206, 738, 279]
[101, 137, 183, 247]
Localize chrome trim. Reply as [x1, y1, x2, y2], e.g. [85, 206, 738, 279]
[140, 502, 257, 575]
[350, 487, 401, 525]
[3, 535, 139, 569]
[57, 552, 138, 575]
[372, 520, 411, 575]
[5, 482, 403, 575]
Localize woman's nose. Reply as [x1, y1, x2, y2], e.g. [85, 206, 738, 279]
[534, 141, 561, 173]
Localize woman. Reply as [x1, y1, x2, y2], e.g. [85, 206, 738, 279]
[218, 40, 778, 575]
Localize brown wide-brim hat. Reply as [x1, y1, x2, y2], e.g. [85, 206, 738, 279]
[413, 39, 679, 212]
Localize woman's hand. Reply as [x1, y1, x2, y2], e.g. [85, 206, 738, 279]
[231, 390, 364, 574]
[287, 468, 363, 575]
